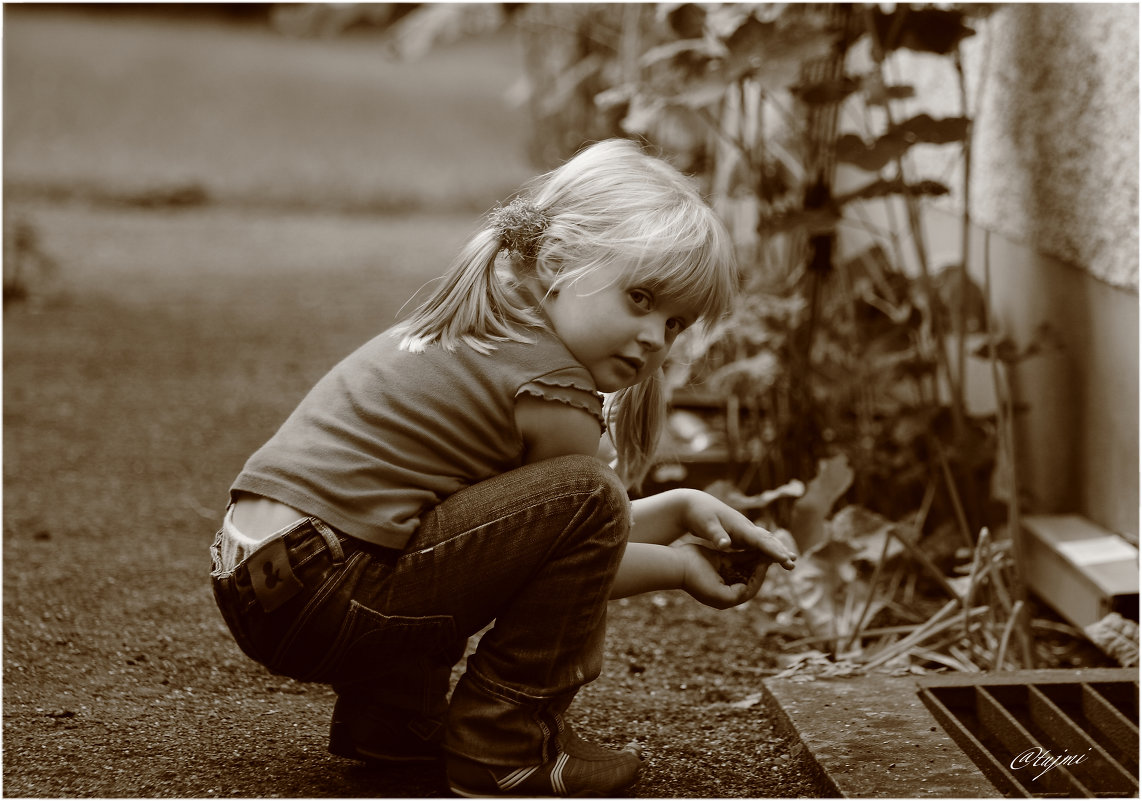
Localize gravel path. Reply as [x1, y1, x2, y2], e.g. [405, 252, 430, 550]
[3, 7, 822, 797]
[2, 201, 822, 798]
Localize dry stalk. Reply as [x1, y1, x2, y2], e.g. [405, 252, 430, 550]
[995, 599, 1026, 670]
[879, 605, 989, 669]
[1032, 619, 1085, 639]
[842, 480, 937, 654]
[948, 644, 981, 672]
[911, 647, 973, 672]
[984, 544, 1014, 614]
[889, 524, 961, 601]
[840, 521, 893, 653]
[863, 600, 987, 670]
[961, 526, 991, 644]
[786, 623, 921, 651]
[981, 625, 999, 654]
[934, 439, 975, 548]
[921, 618, 985, 658]
[886, 600, 923, 623]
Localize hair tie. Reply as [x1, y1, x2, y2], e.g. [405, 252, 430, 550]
[489, 197, 548, 259]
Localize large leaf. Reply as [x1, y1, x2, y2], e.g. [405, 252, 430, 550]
[862, 74, 916, 106]
[835, 115, 970, 171]
[640, 37, 728, 70]
[791, 77, 860, 106]
[716, 8, 840, 86]
[619, 93, 666, 136]
[665, 2, 707, 40]
[662, 76, 730, 110]
[870, 7, 976, 55]
[790, 454, 854, 550]
[385, 3, 506, 60]
[828, 505, 904, 563]
[835, 177, 950, 205]
[758, 206, 840, 236]
[706, 351, 783, 397]
[898, 114, 971, 145]
[537, 54, 602, 117]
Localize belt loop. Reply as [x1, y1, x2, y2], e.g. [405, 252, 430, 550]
[311, 518, 346, 564]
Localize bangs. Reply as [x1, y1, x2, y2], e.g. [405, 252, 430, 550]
[629, 253, 736, 324]
[622, 212, 739, 326]
[535, 139, 740, 326]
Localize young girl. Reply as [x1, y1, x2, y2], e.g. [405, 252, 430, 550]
[210, 139, 796, 798]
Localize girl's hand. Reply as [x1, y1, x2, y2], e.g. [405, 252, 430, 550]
[676, 542, 769, 609]
[679, 489, 797, 570]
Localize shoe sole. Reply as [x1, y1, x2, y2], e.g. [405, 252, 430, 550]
[448, 783, 631, 799]
[447, 776, 637, 798]
[447, 781, 593, 798]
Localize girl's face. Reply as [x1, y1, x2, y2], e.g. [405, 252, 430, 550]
[543, 268, 700, 393]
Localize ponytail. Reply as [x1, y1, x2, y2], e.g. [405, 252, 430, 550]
[606, 369, 668, 491]
[394, 227, 541, 354]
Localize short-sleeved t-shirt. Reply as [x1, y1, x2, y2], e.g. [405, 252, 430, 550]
[230, 326, 604, 549]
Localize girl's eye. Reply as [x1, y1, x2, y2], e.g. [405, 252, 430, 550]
[666, 317, 687, 336]
[628, 289, 654, 311]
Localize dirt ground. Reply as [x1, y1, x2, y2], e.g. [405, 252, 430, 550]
[3, 7, 824, 797]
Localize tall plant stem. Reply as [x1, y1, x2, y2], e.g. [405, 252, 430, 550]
[890, 516, 962, 601]
[861, 7, 965, 439]
[934, 438, 975, 548]
[961, 526, 991, 646]
[995, 599, 1026, 670]
[981, 229, 1034, 668]
[954, 47, 973, 432]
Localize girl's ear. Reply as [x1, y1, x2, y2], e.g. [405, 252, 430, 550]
[532, 256, 563, 292]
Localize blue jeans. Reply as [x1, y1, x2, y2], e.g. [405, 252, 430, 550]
[210, 455, 630, 766]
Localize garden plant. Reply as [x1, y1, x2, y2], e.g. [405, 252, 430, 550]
[445, 1, 1118, 676]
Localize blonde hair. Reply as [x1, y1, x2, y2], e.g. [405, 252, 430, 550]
[393, 139, 739, 488]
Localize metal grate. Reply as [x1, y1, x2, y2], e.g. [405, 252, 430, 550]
[919, 669, 1138, 798]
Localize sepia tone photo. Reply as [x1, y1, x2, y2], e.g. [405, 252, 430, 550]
[4, 4, 1137, 797]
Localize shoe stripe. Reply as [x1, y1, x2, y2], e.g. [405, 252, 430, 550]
[549, 752, 570, 795]
[498, 766, 539, 791]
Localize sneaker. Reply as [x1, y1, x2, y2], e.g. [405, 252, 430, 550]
[328, 694, 444, 763]
[446, 728, 645, 798]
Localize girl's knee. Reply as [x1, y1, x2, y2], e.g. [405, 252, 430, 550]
[549, 455, 631, 539]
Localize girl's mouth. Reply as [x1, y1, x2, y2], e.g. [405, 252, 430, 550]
[615, 355, 643, 374]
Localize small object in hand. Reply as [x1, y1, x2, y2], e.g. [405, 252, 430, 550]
[718, 550, 767, 586]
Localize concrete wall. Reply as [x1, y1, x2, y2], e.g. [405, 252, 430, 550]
[926, 210, 1139, 538]
[837, 4, 1139, 537]
[970, 4, 1138, 291]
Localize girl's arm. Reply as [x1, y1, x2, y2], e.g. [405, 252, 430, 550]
[610, 542, 682, 597]
[630, 488, 797, 568]
[515, 398, 795, 609]
[515, 396, 605, 462]
[615, 491, 797, 607]
[610, 541, 770, 609]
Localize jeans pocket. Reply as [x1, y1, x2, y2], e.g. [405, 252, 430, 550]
[210, 529, 265, 665]
[211, 518, 363, 681]
[302, 600, 459, 687]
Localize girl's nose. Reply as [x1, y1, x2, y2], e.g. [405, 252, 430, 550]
[637, 316, 667, 351]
